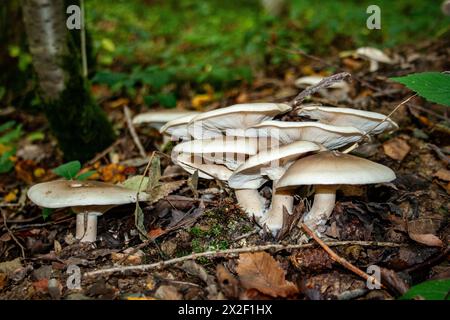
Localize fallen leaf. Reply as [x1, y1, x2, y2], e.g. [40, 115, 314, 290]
[0, 258, 22, 275]
[216, 265, 240, 299]
[33, 278, 49, 293]
[290, 248, 334, 272]
[111, 249, 144, 265]
[434, 169, 450, 182]
[3, 189, 17, 202]
[408, 218, 443, 247]
[107, 97, 130, 109]
[236, 252, 298, 298]
[383, 138, 411, 161]
[182, 260, 210, 284]
[154, 285, 183, 300]
[0, 273, 7, 290]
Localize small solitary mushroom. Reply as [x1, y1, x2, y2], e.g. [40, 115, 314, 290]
[276, 151, 395, 235]
[297, 105, 398, 135]
[229, 141, 321, 234]
[355, 47, 394, 72]
[27, 180, 150, 242]
[187, 103, 291, 139]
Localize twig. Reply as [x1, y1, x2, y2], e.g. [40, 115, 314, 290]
[300, 223, 385, 289]
[124, 105, 147, 158]
[1, 210, 25, 259]
[80, 0, 88, 78]
[289, 72, 351, 110]
[232, 228, 261, 241]
[428, 144, 450, 165]
[85, 240, 403, 277]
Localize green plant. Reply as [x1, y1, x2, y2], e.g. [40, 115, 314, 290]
[400, 278, 450, 300]
[51, 160, 96, 180]
[0, 121, 22, 174]
[392, 72, 450, 107]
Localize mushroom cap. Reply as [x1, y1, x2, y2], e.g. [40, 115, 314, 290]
[247, 120, 364, 149]
[174, 153, 233, 180]
[159, 113, 200, 139]
[27, 180, 150, 209]
[298, 106, 398, 135]
[356, 47, 393, 64]
[276, 151, 396, 189]
[294, 75, 349, 89]
[229, 141, 321, 189]
[187, 103, 291, 138]
[133, 111, 199, 130]
[172, 137, 264, 170]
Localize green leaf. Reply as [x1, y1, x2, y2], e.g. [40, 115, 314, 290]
[0, 121, 16, 133]
[391, 72, 450, 107]
[0, 150, 15, 174]
[146, 155, 161, 193]
[120, 175, 149, 192]
[52, 161, 81, 180]
[134, 203, 148, 242]
[0, 124, 22, 144]
[400, 279, 450, 300]
[26, 131, 45, 142]
[75, 170, 96, 181]
[42, 208, 53, 221]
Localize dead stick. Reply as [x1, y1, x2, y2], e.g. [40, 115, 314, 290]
[300, 223, 385, 289]
[124, 105, 147, 158]
[85, 240, 403, 277]
[1, 210, 26, 259]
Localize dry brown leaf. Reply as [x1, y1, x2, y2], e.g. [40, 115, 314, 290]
[383, 138, 411, 161]
[149, 180, 186, 204]
[236, 252, 298, 298]
[408, 218, 443, 247]
[216, 264, 240, 299]
[434, 169, 450, 182]
[0, 273, 7, 290]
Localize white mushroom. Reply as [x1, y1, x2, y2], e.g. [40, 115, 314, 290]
[229, 141, 321, 234]
[297, 106, 398, 135]
[276, 151, 396, 236]
[27, 180, 150, 242]
[171, 137, 271, 219]
[355, 47, 394, 72]
[187, 103, 291, 139]
[159, 113, 200, 141]
[247, 120, 364, 150]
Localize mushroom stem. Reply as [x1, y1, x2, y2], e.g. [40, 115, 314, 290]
[75, 211, 101, 243]
[261, 182, 293, 235]
[302, 185, 337, 234]
[234, 189, 266, 219]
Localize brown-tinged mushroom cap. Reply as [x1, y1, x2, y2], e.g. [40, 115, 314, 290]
[277, 151, 395, 189]
[133, 111, 199, 130]
[248, 120, 364, 149]
[298, 106, 398, 135]
[27, 180, 150, 209]
[229, 141, 321, 189]
[187, 103, 291, 139]
[159, 113, 200, 139]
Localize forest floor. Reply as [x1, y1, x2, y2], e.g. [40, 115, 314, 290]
[0, 37, 449, 300]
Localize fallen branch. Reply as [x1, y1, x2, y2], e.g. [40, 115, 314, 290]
[300, 223, 385, 289]
[85, 240, 403, 277]
[124, 105, 147, 158]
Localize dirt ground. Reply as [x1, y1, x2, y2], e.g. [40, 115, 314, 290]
[0, 39, 449, 300]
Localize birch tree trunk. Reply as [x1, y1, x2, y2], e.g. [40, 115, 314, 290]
[21, 0, 115, 161]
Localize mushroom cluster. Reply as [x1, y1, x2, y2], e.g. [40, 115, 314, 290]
[163, 102, 397, 237]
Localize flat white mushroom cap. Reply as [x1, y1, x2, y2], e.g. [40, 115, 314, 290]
[172, 137, 261, 170]
[159, 113, 200, 139]
[248, 120, 364, 149]
[187, 103, 291, 139]
[229, 141, 320, 189]
[298, 106, 398, 134]
[27, 180, 150, 209]
[276, 151, 396, 189]
[174, 153, 233, 180]
[133, 111, 199, 130]
[356, 47, 393, 64]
